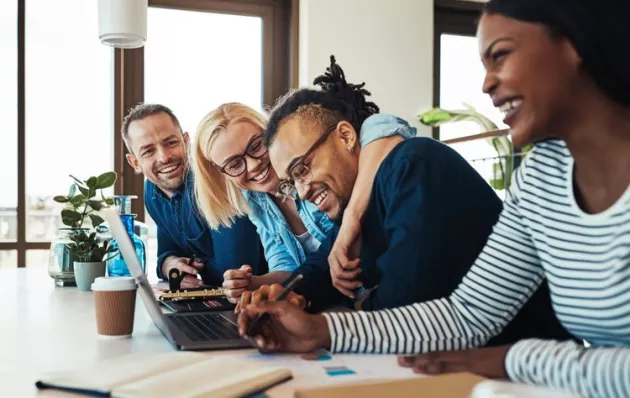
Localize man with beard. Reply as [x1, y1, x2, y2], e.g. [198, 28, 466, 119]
[122, 103, 265, 287]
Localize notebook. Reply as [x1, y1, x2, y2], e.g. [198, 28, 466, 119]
[35, 352, 292, 398]
[294, 372, 486, 398]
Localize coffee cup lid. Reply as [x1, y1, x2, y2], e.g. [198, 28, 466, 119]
[91, 276, 137, 291]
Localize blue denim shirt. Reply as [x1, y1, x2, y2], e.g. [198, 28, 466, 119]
[242, 192, 335, 273]
[145, 171, 265, 286]
[243, 113, 417, 274]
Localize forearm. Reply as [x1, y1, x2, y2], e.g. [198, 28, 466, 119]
[251, 271, 292, 289]
[506, 339, 630, 398]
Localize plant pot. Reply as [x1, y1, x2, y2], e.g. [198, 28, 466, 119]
[74, 261, 106, 291]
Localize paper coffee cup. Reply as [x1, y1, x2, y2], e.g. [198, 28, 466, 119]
[91, 277, 137, 339]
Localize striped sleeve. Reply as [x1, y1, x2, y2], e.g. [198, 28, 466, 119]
[506, 339, 630, 398]
[322, 155, 547, 354]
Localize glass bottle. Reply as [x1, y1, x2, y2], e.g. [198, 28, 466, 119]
[48, 227, 90, 286]
[106, 196, 146, 276]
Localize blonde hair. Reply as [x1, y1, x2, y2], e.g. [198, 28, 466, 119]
[192, 102, 268, 230]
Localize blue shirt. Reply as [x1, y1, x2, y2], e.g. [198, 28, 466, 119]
[243, 113, 417, 274]
[243, 192, 335, 273]
[145, 171, 265, 286]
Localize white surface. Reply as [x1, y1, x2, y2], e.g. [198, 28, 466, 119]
[472, 380, 581, 398]
[91, 276, 137, 291]
[98, 0, 147, 49]
[298, 0, 432, 136]
[0, 269, 581, 397]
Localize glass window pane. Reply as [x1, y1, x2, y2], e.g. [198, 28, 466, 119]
[0, 251, 17, 268]
[144, 8, 262, 135]
[143, 8, 263, 270]
[26, 250, 49, 268]
[26, 0, 113, 242]
[0, 0, 17, 242]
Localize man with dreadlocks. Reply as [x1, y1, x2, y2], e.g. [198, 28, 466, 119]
[243, 56, 569, 348]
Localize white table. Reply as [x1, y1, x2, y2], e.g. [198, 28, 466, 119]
[0, 269, 580, 397]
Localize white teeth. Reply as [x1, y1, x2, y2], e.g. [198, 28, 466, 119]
[499, 99, 522, 114]
[314, 190, 328, 206]
[252, 166, 269, 182]
[159, 164, 178, 174]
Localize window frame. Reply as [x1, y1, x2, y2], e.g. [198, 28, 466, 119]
[2, 0, 294, 267]
[433, 0, 483, 140]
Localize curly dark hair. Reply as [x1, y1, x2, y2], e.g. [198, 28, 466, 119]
[263, 55, 380, 147]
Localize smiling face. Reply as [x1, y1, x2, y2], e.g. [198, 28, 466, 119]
[477, 13, 582, 147]
[207, 121, 280, 194]
[268, 117, 359, 221]
[125, 112, 189, 196]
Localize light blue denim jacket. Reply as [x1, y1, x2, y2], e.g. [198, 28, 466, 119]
[244, 113, 417, 273]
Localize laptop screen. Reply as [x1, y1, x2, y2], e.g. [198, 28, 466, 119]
[103, 208, 175, 342]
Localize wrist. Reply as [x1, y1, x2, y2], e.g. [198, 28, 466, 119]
[311, 314, 332, 350]
[249, 275, 261, 290]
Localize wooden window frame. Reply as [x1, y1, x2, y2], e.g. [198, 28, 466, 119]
[3, 0, 294, 267]
[433, 0, 483, 140]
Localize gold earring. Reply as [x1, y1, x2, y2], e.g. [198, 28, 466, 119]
[348, 146, 354, 154]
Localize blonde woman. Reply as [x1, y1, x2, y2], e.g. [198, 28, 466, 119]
[192, 103, 413, 303]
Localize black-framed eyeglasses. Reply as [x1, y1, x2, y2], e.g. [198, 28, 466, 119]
[277, 125, 337, 198]
[215, 135, 267, 177]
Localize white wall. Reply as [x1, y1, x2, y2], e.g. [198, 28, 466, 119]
[299, 0, 434, 136]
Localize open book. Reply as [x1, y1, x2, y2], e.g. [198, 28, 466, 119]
[36, 352, 292, 398]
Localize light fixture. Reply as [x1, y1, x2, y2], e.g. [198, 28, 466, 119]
[98, 0, 148, 49]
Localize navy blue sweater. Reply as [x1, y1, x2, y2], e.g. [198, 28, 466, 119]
[292, 138, 570, 345]
[145, 171, 266, 286]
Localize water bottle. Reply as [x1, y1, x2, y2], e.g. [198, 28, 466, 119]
[106, 196, 146, 276]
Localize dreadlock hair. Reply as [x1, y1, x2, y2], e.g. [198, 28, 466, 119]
[263, 55, 380, 148]
[484, 0, 630, 107]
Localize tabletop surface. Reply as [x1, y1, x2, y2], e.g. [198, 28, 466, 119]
[0, 268, 580, 398]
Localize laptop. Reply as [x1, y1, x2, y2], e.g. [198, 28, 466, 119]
[103, 208, 253, 351]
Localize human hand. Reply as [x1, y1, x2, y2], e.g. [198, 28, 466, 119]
[397, 345, 512, 379]
[329, 214, 363, 298]
[162, 255, 204, 288]
[238, 300, 330, 353]
[235, 283, 306, 314]
[222, 265, 253, 303]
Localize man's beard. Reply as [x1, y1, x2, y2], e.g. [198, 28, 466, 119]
[152, 155, 188, 192]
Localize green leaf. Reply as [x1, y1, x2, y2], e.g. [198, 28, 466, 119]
[78, 186, 90, 197]
[96, 172, 117, 189]
[86, 200, 104, 211]
[53, 196, 68, 203]
[86, 177, 98, 189]
[61, 209, 81, 222]
[68, 184, 77, 197]
[70, 175, 86, 188]
[105, 198, 114, 206]
[70, 194, 85, 206]
[89, 214, 105, 227]
[61, 218, 74, 227]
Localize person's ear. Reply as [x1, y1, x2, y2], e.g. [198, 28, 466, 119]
[183, 131, 190, 147]
[336, 121, 358, 154]
[125, 153, 143, 174]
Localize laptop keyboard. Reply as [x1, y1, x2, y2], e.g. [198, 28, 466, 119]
[170, 313, 241, 342]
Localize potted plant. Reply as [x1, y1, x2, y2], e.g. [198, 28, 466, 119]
[47, 172, 117, 288]
[419, 104, 532, 191]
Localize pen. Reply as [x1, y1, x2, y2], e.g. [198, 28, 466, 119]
[245, 273, 304, 338]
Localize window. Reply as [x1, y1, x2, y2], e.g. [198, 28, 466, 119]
[434, 1, 513, 199]
[26, 0, 114, 244]
[0, 0, 18, 267]
[3, 0, 291, 269]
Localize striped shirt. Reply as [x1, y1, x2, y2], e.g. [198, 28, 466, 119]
[323, 140, 630, 398]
